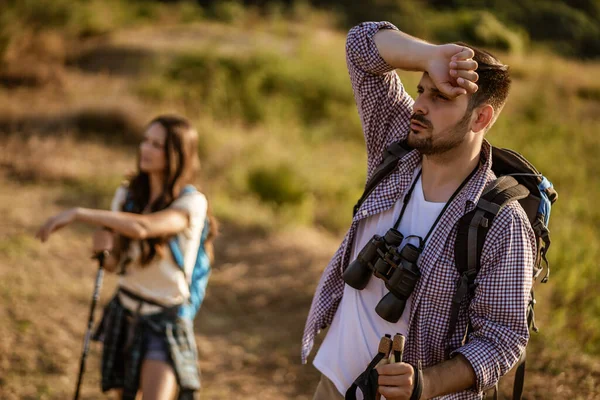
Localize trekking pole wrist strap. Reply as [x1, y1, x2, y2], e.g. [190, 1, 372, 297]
[410, 362, 424, 400]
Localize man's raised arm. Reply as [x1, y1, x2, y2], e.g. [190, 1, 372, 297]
[373, 29, 479, 97]
[346, 22, 478, 179]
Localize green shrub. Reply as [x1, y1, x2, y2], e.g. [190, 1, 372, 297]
[577, 86, 600, 102]
[496, 0, 600, 58]
[8, 0, 73, 32]
[167, 52, 272, 124]
[247, 164, 307, 206]
[261, 55, 355, 125]
[176, 1, 205, 23]
[162, 48, 358, 135]
[210, 0, 246, 23]
[431, 10, 526, 54]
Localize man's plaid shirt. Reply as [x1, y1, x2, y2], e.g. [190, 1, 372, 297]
[302, 21, 536, 399]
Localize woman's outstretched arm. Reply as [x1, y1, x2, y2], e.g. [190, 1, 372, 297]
[36, 207, 188, 243]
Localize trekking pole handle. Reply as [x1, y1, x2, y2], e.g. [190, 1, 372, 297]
[393, 333, 405, 363]
[92, 249, 110, 265]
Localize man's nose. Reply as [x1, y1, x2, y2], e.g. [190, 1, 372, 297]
[412, 96, 428, 116]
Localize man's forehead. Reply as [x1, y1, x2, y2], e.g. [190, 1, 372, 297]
[417, 72, 435, 89]
[416, 72, 472, 106]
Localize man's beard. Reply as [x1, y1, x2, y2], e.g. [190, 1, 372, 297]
[407, 111, 471, 156]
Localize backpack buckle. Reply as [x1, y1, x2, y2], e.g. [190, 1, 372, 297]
[463, 270, 478, 292]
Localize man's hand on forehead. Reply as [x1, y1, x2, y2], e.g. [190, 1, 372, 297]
[427, 44, 479, 98]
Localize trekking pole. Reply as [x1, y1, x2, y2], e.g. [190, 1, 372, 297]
[392, 333, 405, 363]
[73, 250, 108, 400]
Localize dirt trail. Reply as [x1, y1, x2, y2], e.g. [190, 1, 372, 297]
[0, 162, 331, 399]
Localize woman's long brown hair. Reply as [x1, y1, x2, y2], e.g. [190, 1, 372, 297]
[117, 114, 217, 267]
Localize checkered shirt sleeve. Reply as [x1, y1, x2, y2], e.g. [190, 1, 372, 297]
[451, 203, 536, 393]
[346, 21, 414, 180]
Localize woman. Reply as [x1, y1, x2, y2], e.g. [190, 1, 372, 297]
[36, 114, 217, 400]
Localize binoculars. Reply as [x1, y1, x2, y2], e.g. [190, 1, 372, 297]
[343, 228, 421, 323]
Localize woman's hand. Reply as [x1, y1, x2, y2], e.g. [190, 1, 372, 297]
[93, 229, 114, 254]
[35, 208, 79, 242]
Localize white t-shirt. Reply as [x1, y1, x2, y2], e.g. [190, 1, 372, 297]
[313, 173, 446, 396]
[110, 186, 208, 314]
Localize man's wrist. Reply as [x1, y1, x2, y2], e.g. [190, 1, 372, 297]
[424, 44, 448, 75]
[404, 40, 438, 73]
[421, 43, 443, 73]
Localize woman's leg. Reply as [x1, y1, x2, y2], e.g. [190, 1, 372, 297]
[139, 359, 178, 400]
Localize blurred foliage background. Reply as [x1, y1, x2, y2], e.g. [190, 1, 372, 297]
[0, 0, 598, 398]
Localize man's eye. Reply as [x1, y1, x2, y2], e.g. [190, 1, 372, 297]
[436, 94, 448, 101]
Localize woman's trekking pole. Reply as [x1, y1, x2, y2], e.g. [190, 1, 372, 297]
[73, 250, 108, 400]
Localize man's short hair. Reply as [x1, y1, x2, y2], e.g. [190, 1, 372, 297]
[456, 42, 511, 114]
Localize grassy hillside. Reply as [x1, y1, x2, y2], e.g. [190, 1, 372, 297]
[0, 1, 598, 398]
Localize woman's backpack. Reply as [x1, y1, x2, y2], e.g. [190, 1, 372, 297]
[123, 185, 211, 320]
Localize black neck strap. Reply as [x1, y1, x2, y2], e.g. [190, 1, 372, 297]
[392, 170, 422, 230]
[393, 165, 479, 250]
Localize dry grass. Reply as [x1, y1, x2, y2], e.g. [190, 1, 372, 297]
[2, 165, 598, 399]
[0, 167, 335, 399]
[1, 162, 598, 399]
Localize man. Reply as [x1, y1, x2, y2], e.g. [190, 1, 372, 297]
[303, 21, 535, 400]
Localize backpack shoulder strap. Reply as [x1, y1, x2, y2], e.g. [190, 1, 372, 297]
[353, 141, 412, 217]
[180, 184, 198, 196]
[123, 189, 135, 212]
[167, 185, 202, 274]
[446, 176, 529, 355]
[167, 219, 210, 275]
[460, 176, 529, 274]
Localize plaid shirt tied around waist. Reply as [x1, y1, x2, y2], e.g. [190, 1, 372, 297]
[93, 293, 201, 400]
[301, 21, 536, 399]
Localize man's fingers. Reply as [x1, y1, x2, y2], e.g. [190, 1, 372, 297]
[457, 77, 479, 93]
[450, 59, 478, 71]
[378, 373, 412, 387]
[450, 69, 479, 83]
[378, 385, 412, 399]
[377, 362, 413, 375]
[437, 82, 467, 97]
[452, 47, 475, 61]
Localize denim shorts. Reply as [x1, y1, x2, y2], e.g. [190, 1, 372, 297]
[145, 330, 172, 363]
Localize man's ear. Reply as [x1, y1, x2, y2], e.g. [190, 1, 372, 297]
[470, 104, 494, 133]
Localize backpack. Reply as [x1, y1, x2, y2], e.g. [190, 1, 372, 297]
[123, 185, 211, 320]
[353, 141, 558, 399]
